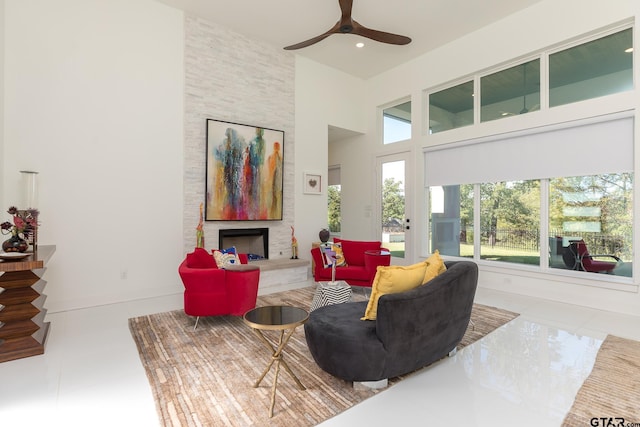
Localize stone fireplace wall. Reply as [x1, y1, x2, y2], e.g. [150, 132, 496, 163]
[183, 16, 296, 258]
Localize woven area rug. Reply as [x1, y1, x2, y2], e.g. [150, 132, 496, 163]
[563, 334, 640, 426]
[129, 286, 519, 427]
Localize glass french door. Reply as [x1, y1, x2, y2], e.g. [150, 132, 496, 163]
[377, 152, 412, 264]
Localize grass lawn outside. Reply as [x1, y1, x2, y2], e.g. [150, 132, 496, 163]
[385, 242, 541, 264]
[461, 244, 540, 265]
[384, 242, 405, 258]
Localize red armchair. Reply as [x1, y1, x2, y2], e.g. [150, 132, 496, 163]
[178, 248, 260, 329]
[563, 239, 622, 273]
[310, 238, 391, 287]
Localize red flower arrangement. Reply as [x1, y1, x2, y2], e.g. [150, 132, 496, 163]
[1, 206, 38, 239]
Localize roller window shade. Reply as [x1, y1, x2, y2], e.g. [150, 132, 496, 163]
[425, 115, 633, 186]
[328, 167, 341, 186]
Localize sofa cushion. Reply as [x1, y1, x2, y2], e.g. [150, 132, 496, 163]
[423, 250, 447, 284]
[315, 266, 369, 282]
[213, 247, 241, 268]
[332, 265, 370, 281]
[185, 247, 218, 269]
[361, 262, 428, 321]
[335, 238, 381, 266]
[305, 301, 386, 381]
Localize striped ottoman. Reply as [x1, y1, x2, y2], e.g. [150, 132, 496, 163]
[310, 281, 352, 312]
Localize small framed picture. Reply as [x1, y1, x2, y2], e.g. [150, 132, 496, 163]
[303, 172, 322, 195]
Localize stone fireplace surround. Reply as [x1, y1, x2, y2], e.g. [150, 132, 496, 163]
[183, 16, 304, 290]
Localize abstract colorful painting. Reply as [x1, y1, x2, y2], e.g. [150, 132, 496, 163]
[206, 119, 284, 221]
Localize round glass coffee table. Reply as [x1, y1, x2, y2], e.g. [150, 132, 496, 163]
[243, 305, 309, 417]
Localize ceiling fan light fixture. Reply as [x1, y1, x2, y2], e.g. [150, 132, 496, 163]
[283, 0, 411, 50]
[340, 24, 354, 33]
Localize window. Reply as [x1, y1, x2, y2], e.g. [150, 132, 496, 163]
[327, 185, 341, 233]
[481, 59, 540, 122]
[429, 184, 474, 258]
[327, 166, 341, 234]
[429, 175, 632, 276]
[549, 173, 632, 277]
[428, 81, 474, 134]
[425, 114, 633, 280]
[549, 28, 633, 108]
[382, 160, 406, 258]
[479, 180, 540, 265]
[383, 101, 411, 144]
[426, 26, 633, 134]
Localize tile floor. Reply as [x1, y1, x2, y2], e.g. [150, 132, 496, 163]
[1, 280, 640, 427]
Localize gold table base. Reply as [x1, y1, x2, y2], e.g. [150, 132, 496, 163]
[251, 327, 306, 418]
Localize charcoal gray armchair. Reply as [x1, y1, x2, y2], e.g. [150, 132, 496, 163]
[304, 261, 478, 382]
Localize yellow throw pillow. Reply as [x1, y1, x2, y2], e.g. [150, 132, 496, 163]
[361, 262, 428, 321]
[331, 243, 347, 267]
[423, 250, 447, 284]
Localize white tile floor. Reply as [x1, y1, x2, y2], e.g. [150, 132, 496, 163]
[1, 281, 640, 427]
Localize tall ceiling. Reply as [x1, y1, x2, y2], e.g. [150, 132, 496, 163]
[155, 0, 545, 80]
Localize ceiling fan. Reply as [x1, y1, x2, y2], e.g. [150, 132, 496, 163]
[283, 0, 412, 50]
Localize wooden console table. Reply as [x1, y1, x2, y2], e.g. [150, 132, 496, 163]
[0, 245, 55, 363]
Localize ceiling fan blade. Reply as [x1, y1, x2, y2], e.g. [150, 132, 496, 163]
[284, 33, 333, 50]
[352, 21, 412, 45]
[338, 0, 354, 21]
[284, 23, 341, 50]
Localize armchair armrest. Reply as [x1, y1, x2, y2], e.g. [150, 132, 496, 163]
[178, 260, 227, 292]
[585, 254, 622, 262]
[225, 265, 260, 315]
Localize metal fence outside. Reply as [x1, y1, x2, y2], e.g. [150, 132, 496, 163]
[465, 227, 627, 258]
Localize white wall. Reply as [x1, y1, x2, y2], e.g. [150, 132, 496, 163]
[294, 56, 367, 253]
[0, 0, 4, 207]
[318, 0, 640, 314]
[2, 0, 184, 311]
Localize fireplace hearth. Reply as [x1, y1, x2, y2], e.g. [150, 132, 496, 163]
[219, 228, 269, 259]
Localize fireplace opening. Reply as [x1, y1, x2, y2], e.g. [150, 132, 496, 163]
[219, 228, 268, 260]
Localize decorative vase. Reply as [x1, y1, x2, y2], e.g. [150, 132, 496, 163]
[319, 228, 330, 243]
[2, 234, 29, 253]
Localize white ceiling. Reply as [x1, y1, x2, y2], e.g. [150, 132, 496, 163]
[156, 0, 544, 80]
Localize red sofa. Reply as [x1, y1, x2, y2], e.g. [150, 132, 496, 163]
[310, 238, 390, 287]
[178, 248, 260, 329]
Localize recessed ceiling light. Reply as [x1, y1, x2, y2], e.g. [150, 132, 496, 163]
[625, 47, 633, 53]
[356, 42, 364, 48]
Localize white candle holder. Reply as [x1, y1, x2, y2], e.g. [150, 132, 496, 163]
[20, 171, 39, 209]
[18, 171, 39, 251]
